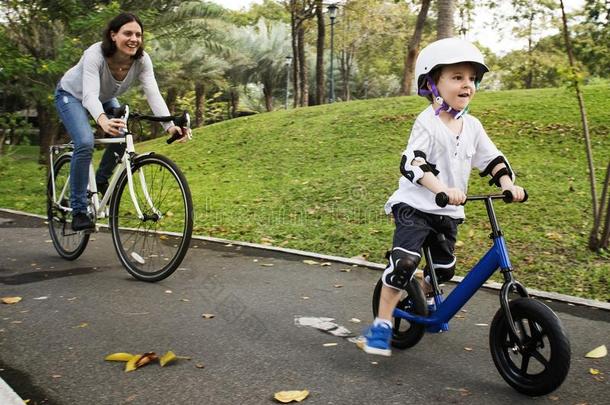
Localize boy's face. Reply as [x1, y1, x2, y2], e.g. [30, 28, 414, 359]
[433, 63, 477, 111]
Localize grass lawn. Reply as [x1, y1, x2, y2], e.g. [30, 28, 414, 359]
[1, 85, 608, 301]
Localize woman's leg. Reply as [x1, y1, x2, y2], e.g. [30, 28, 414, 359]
[95, 98, 125, 187]
[54, 89, 94, 215]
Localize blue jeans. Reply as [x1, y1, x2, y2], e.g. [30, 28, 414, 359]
[54, 88, 125, 214]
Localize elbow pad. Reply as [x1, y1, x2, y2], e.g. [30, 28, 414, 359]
[480, 155, 514, 187]
[400, 151, 438, 184]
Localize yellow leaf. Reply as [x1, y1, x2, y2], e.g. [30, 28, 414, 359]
[585, 345, 607, 358]
[159, 235, 169, 240]
[303, 260, 319, 265]
[202, 313, 215, 319]
[455, 240, 464, 248]
[125, 355, 143, 372]
[1, 296, 22, 304]
[274, 390, 309, 403]
[105, 352, 135, 362]
[589, 368, 600, 375]
[159, 351, 177, 367]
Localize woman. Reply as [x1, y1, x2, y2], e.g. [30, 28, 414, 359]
[55, 12, 189, 231]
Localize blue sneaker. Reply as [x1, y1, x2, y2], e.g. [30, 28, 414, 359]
[363, 324, 392, 357]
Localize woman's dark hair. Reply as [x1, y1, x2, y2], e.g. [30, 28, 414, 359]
[101, 13, 144, 59]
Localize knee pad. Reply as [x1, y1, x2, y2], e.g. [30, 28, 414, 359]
[382, 248, 421, 290]
[433, 262, 455, 283]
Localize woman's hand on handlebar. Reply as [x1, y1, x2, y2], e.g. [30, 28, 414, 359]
[167, 125, 191, 143]
[502, 185, 526, 202]
[98, 114, 126, 137]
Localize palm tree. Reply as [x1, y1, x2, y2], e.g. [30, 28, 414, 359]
[233, 20, 292, 111]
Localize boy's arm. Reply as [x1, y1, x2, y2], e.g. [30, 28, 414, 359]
[412, 160, 466, 205]
[490, 162, 526, 202]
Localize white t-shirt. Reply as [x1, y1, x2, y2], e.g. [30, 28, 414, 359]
[385, 105, 505, 219]
[59, 42, 172, 130]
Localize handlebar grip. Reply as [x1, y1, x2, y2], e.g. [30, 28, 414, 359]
[502, 189, 529, 203]
[166, 130, 183, 144]
[435, 192, 449, 208]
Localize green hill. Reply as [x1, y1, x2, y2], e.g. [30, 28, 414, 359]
[1, 85, 609, 301]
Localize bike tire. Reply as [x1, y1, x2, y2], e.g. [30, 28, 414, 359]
[109, 153, 193, 282]
[47, 153, 90, 260]
[372, 278, 427, 349]
[489, 297, 571, 396]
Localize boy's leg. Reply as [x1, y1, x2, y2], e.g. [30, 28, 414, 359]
[364, 204, 430, 356]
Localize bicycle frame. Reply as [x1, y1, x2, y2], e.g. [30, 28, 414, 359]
[49, 133, 158, 222]
[393, 195, 529, 344]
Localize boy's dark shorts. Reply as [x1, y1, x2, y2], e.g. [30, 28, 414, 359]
[391, 203, 462, 267]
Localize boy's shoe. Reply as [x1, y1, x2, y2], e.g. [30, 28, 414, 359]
[72, 212, 95, 231]
[363, 324, 392, 357]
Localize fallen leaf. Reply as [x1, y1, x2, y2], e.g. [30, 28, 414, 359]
[371, 361, 378, 365]
[464, 347, 473, 351]
[349, 318, 361, 323]
[333, 284, 343, 288]
[320, 262, 332, 267]
[455, 241, 464, 248]
[340, 268, 351, 273]
[323, 343, 338, 347]
[585, 345, 607, 358]
[301, 296, 310, 300]
[455, 315, 465, 319]
[33, 296, 48, 300]
[475, 323, 488, 327]
[589, 368, 600, 375]
[274, 390, 309, 403]
[125, 352, 158, 372]
[1, 297, 22, 304]
[105, 353, 136, 362]
[548, 395, 560, 401]
[159, 351, 177, 367]
[51, 374, 61, 379]
[303, 260, 319, 265]
[165, 290, 173, 294]
[73, 322, 88, 328]
[195, 363, 205, 369]
[202, 313, 215, 319]
[261, 263, 275, 267]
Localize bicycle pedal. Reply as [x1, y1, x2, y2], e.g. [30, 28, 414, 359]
[426, 322, 449, 333]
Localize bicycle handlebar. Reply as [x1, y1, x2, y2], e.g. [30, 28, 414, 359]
[109, 106, 191, 144]
[435, 189, 529, 208]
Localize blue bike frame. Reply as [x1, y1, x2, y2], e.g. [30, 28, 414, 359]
[393, 194, 529, 344]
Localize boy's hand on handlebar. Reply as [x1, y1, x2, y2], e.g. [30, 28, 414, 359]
[98, 115, 126, 137]
[502, 185, 526, 202]
[444, 188, 467, 206]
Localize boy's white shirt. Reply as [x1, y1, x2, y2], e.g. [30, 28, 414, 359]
[385, 105, 505, 219]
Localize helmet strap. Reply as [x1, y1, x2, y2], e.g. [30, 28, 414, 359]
[419, 75, 467, 120]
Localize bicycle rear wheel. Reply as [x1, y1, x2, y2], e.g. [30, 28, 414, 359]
[372, 278, 427, 349]
[47, 153, 90, 259]
[110, 153, 193, 282]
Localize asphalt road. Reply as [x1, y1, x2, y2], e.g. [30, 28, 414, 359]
[0, 211, 608, 405]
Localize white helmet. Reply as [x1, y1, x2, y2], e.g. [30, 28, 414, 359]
[415, 37, 489, 93]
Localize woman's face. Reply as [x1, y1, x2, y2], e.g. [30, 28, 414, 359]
[110, 21, 142, 58]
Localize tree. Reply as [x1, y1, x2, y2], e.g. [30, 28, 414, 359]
[400, 0, 431, 95]
[314, 0, 325, 105]
[436, 0, 455, 39]
[285, 0, 316, 107]
[559, 0, 610, 251]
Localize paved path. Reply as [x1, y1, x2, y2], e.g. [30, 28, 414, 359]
[0, 211, 608, 404]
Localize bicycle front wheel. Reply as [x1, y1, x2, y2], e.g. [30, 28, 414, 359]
[47, 153, 90, 260]
[110, 153, 193, 282]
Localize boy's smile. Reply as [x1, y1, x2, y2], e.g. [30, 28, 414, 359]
[434, 63, 477, 112]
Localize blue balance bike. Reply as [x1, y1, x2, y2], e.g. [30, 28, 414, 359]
[372, 191, 571, 396]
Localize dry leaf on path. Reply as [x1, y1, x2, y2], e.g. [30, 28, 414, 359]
[105, 353, 136, 362]
[202, 313, 216, 319]
[585, 345, 607, 358]
[322, 343, 338, 347]
[303, 260, 319, 265]
[159, 351, 177, 367]
[1, 297, 22, 304]
[589, 368, 600, 375]
[274, 390, 309, 403]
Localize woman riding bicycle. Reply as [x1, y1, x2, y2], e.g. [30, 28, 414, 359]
[54, 12, 190, 231]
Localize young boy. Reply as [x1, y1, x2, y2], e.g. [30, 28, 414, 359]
[363, 38, 525, 356]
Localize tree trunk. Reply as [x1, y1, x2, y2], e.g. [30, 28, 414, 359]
[165, 87, 177, 113]
[525, 12, 534, 89]
[291, 7, 301, 108]
[315, 0, 325, 105]
[195, 82, 206, 128]
[401, 0, 431, 95]
[37, 103, 58, 165]
[263, 85, 273, 112]
[340, 49, 353, 101]
[436, 0, 455, 39]
[559, 0, 601, 251]
[0, 129, 6, 155]
[297, 25, 308, 106]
